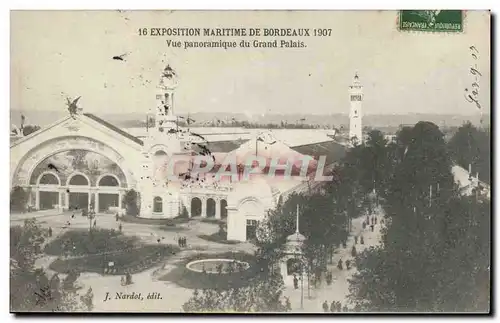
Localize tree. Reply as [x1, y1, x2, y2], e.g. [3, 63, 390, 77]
[123, 189, 139, 216]
[11, 186, 28, 212]
[178, 205, 189, 218]
[348, 121, 490, 312]
[10, 219, 92, 312]
[22, 124, 41, 136]
[448, 122, 490, 184]
[182, 271, 288, 312]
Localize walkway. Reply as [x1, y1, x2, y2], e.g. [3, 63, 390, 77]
[282, 206, 384, 313]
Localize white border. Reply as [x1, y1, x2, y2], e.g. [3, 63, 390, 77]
[3, 1, 498, 323]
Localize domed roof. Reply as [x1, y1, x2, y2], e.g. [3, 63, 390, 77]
[286, 231, 306, 243]
[284, 231, 306, 255]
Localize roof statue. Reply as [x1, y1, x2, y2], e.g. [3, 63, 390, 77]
[66, 96, 81, 119]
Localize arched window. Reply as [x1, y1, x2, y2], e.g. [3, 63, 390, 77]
[153, 196, 163, 213]
[98, 175, 119, 187]
[39, 173, 60, 185]
[68, 174, 89, 186]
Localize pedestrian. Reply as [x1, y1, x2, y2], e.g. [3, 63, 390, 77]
[119, 223, 122, 233]
[315, 268, 322, 285]
[354, 235, 358, 244]
[362, 221, 366, 230]
[374, 217, 378, 225]
[330, 300, 336, 312]
[336, 301, 342, 312]
[93, 219, 97, 228]
[337, 259, 343, 270]
[326, 271, 332, 285]
[126, 271, 132, 285]
[285, 297, 292, 312]
[370, 224, 374, 232]
[360, 235, 365, 244]
[177, 237, 181, 247]
[351, 245, 357, 257]
[366, 215, 369, 224]
[346, 259, 351, 270]
[48, 227, 52, 237]
[381, 218, 385, 225]
[293, 274, 299, 289]
[322, 300, 329, 313]
[120, 276, 125, 286]
[115, 213, 119, 221]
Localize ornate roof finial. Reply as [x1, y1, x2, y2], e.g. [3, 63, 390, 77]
[163, 64, 176, 79]
[354, 72, 359, 80]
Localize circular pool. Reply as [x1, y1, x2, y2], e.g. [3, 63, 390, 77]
[186, 258, 250, 274]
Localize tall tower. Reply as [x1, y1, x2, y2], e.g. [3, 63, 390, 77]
[139, 64, 182, 219]
[348, 73, 363, 146]
[155, 65, 179, 134]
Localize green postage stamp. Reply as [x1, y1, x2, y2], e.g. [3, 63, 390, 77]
[399, 10, 463, 32]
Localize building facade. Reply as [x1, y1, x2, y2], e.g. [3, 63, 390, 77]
[10, 64, 349, 242]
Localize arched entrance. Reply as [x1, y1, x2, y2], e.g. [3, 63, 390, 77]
[206, 198, 216, 218]
[67, 173, 90, 210]
[220, 199, 228, 219]
[191, 197, 202, 217]
[97, 174, 121, 213]
[38, 172, 60, 210]
[18, 145, 131, 214]
[153, 196, 163, 213]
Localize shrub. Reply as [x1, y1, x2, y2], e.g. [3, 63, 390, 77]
[10, 186, 28, 212]
[178, 205, 189, 218]
[123, 189, 139, 216]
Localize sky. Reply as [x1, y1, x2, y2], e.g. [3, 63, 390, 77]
[11, 10, 490, 117]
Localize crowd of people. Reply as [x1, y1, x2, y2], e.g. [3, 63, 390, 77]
[316, 214, 379, 313]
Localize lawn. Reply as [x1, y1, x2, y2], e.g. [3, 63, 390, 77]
[158, 251, 261, 290]
[43, 228, 138, 257]
[197, 231, 241, 245]
[50, 244, 179, 275]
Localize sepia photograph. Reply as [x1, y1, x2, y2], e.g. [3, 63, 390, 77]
[9, 10, 491, 313]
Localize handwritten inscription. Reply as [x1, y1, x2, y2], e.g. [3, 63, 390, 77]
[464, 46, 482, 112]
